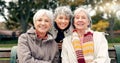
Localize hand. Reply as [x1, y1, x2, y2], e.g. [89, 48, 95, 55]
[58, 43, 62, 49]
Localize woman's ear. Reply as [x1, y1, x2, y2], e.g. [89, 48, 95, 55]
[87, 20, 91, 27]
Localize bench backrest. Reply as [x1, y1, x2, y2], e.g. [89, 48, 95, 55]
[0, 45, 120, 63]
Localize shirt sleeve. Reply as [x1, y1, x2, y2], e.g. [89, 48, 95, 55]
[17, 34, 51, 63]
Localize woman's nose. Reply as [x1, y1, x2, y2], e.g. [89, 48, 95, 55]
[61, 19, 65, 22]
[41, 21, 45, 24]
[78, 18, 82, 21]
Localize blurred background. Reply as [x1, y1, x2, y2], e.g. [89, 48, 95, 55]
[0, 0, 120, 48]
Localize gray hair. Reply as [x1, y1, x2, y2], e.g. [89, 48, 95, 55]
[74, 7, 92, 28]
[33, 9, 53, 24]
[54, 6, 73, 20]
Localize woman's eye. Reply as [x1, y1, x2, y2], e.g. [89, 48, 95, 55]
[38, 19, 42, 22]
[45, 20, 49, 22]
[75, 16, 79, 19]
[81, 16, 86, 19]
[65, 17, 69, 20]
[59, 17, 63, 19]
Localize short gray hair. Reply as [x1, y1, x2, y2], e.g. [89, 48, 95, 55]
[54, 6, 73, 20]
[33, 9, 53, 24]
[74, 7, 92, 28]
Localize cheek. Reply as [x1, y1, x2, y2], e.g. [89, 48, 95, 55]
[47, 23, 52, 29]
[66, 20, 69, 24]
[49, 23, 52, 28]
[34, 22, 38, 28]
[86, 20, 90, 26]
[73, 20, 77, 26]
[55, 19, 59, 24]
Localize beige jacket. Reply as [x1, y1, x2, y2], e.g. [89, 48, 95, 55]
[61, 31, 111, 63]
[17, 27, 59, 63]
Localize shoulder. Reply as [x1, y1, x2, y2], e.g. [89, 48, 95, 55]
[93, 31, 107, 42]
[64, 35, 71, 39]
[49, 26, 58, 37]
[19, 33, 28, 39]
[93, 31, 106, 36]
[63, 35, 72, 43]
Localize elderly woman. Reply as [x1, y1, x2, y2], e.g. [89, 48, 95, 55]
[50, 6, 73, 63]
[61, 7, 110, 63]
[17, 9, 59, 63]
[51, 6, 73, 50]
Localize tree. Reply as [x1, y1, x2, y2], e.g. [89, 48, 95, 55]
[0, 0, 58, 33]
[0, 0, 7, 21]
[1, 0, 87, 33]
[92, 20, 109, 32]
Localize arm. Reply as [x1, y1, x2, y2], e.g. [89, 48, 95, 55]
[61, 38, 69, 63]
[52, 42, 60, 63]
[92, 32, 110, 63]
[17, 34, 51, 63]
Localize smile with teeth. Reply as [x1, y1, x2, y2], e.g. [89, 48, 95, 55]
[60, 23, 67, 27]
[77, 22, 84, 26]
[39, 26, 46, 29]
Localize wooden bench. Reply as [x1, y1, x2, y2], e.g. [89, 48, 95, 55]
[0, 46, 17, 63]
[0, 48, 11, 63]
[0, 45, 120, 63]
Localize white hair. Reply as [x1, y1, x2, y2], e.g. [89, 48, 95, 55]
[74, 7, 92, 28]
[54, 6, 73, 20]
[33, 9, 53, 24]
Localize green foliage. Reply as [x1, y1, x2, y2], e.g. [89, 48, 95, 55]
[1, 0, 120, 34]
[57, 0, 86, 10]
[92, 20, 109, 32]
[113, 20, 120, 31]
[0, 39, 18, 44]
[107, 36, 120, 43]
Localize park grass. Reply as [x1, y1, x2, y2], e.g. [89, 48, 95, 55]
[0, 39, 17, 48]
[108, 43, 120, 48]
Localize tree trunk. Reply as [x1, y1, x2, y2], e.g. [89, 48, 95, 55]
[109, 17, 115, 39]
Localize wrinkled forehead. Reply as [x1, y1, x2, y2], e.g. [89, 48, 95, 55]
[56, 12, 71, 18]
[57, 13, 70, 18]
[74, 9, 88, 16]
[35, 13, 49, 20]
[74, 10, 88, 17]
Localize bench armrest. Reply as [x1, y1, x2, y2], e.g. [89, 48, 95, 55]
[10, 46, 17, 63]
[114, 45, 120, 63]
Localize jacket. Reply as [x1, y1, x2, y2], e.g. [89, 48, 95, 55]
[61, 31, 111, 63]
[17, 27, 59, 63]
[50, 26, 73, 40]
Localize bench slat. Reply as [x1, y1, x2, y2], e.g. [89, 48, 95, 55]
[0, 47, 118, 63]
[0, 52, 10, 58]
[0, 60, 10, 63]
[109, 48, 116, 58]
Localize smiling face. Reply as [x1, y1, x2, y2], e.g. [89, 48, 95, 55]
[34, 14, 51, 33]
[74, 11, 90, 30]
[55, 14, 70, 30]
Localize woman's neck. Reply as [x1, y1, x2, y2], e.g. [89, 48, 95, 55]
[76, 29, 85, 37]
[36, 30, 47, 39]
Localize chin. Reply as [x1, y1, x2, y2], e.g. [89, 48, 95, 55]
[60, 28, 66, 30]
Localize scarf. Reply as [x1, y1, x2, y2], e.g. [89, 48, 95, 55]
[55, 29, 65, 43]
[72, 30, 94, 63]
